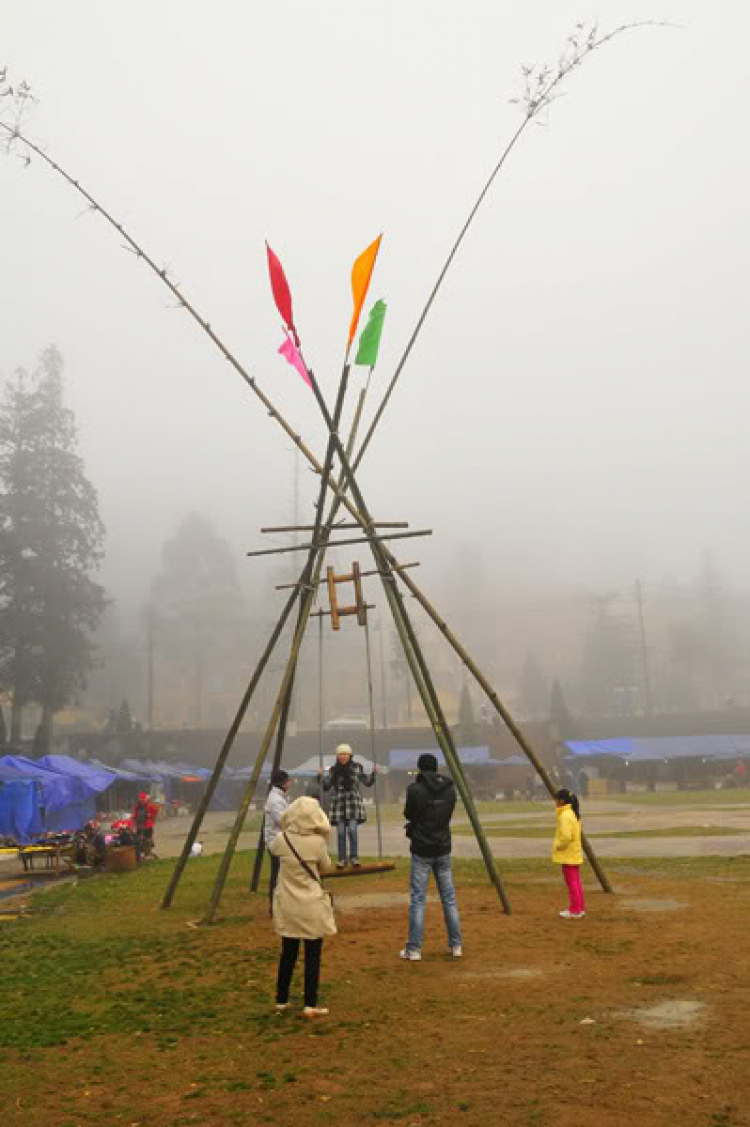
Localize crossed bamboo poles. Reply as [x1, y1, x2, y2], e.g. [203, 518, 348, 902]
[1, 37, 632, 911]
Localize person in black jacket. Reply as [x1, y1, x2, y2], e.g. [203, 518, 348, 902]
[400, 752, 463, 961]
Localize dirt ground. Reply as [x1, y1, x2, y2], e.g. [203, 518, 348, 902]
[1, 854, 750, 1127]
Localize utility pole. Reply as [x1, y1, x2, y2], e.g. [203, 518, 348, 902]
[635, 579, 654, 718]
[147, 607, 155, 730]
[194, 613, 203, 729]
[377, 618, 388, 730]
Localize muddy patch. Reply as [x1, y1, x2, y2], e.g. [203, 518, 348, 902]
[624, 1000, 707, 1029]
[335, 891, 437, 913]
[618, 897, 688, 912]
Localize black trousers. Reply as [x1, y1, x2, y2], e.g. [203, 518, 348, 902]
[275, 937, 323, 1007]
[269, 854, 281, 905]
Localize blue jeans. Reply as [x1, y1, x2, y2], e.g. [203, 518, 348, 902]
[406, 853, 462, 951]
[336, 818, 359, 863]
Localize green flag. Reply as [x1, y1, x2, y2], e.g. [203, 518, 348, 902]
[355, 299, 387, 367]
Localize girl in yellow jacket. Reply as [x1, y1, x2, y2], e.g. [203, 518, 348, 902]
[552, 788, 585, 919]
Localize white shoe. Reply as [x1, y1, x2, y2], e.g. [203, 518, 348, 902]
[275, 1002, 290, 1014]
[450, 945, 463, 957]
[571, 911, 586, 919]
[559, 910, 572, 918]
[399, 948, 421, 961]
[303, 1006, 329, 1018]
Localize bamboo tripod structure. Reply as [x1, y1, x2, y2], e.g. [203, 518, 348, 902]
[2, 27, 645, 915]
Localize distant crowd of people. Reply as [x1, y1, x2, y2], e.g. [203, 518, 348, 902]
[263, 742, 585, 1017]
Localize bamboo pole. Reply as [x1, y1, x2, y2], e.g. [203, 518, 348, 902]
[261, 522, 408, 533]
[160, 577, 304, 909]
[2, 38, 631, 904]
[248, 665, 298, 893]
[275, 561, 418, 591]
[390, 567, 613, 893]
[249, 601, 307, 894]
[304, 370, 512, 911]
[363, 614, 383, 859]
[246, 528, 430, 558]
[251, 378, 374, 893]
[200, 361, 354, 921]
[318, 611, 324, 771]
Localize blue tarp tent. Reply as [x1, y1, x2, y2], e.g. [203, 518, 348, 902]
[564, 736, 750, 763]
[496, 755, 531, 768]
[0, 779, 44, 843]
[0, 756, 97, 835]
[388, 745, 499, 769]
[37, 754, 118, 793]
[120, 758, 237, 811]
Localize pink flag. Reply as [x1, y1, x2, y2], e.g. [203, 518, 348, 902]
[278, 328, 312, 389]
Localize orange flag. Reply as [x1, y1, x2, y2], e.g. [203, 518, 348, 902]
[348, 235, 382, 348]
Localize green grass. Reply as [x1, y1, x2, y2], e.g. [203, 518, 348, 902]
[1, 850, 749, 1055]
[455, 823, 750, 840]
[611, 789, 750, 807]
[591, 825, 750, 839]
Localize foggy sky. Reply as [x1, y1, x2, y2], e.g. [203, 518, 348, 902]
[2, 1, 749, 630]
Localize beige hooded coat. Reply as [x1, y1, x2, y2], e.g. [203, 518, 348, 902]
[268, 797, 337, 940]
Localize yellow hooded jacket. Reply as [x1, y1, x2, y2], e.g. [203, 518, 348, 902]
[552, 804, 583, 865]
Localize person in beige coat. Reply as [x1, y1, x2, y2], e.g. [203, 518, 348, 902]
[268, 796, 337, 1017]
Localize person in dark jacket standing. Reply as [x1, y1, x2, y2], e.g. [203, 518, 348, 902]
[400, 752, 463, 961]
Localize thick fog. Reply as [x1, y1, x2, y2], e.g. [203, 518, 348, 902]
[2, 1, 749, 722]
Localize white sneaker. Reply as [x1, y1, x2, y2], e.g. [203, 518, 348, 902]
[303, 1006, 329, 1018]
[399, 948, 421, 961]
[450, 946, 463, 958]
[571, 912, 586, 919]
[559, 910, 573, 918]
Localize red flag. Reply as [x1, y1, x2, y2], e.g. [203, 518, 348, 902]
[266, 242, 298, 345]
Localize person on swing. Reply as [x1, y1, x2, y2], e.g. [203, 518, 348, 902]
[318, 744, 376, 868]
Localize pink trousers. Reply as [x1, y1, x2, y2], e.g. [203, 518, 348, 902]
[562, 864, 585, 915]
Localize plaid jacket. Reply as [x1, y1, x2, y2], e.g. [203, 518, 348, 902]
[323, 762, 375, 824]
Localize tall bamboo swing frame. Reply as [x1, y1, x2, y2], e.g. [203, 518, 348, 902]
[0, 23, 671, 919]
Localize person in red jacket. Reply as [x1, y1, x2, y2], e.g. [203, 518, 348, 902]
[132, 792, 159, 858]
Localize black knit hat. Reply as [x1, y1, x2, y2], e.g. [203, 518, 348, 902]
[417, 753, 438, 773]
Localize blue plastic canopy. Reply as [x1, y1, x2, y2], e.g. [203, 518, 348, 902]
[388, 745, 500, 768]
[120, 758, 238, 811]
[0, 756, 96, 833]
[564, 736, 750, 763]
[0, 779, 44, 843]
[37, 754, 117, 792]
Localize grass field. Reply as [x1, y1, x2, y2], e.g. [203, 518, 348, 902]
[1, 852, 750, 1126]
[455, 825, 750, 840]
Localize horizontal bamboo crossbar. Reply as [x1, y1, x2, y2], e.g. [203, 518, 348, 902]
[261, 521, 408, 533]
[275, 561, 419, 591]
[247, 529, 431, 558]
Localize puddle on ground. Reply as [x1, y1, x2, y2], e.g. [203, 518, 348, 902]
[618, 898, 688, 912]
[334, 892, 437, 913]
[625, 1000, 706, 1029]
[462, 966, 543, 980]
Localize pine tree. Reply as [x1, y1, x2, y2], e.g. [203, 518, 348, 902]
[0, 346, 107, 748]
[549, 678, 571, 727]
[116, 698, 133, 735]
[517, 654, 548, 719]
